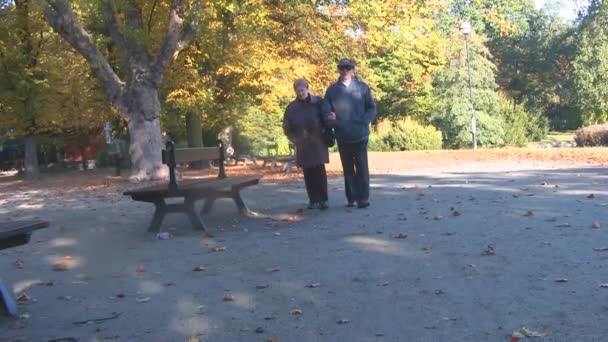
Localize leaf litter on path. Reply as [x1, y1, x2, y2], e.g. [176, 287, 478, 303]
[483, 245, 495, 256]
[512, 326, 548, 338]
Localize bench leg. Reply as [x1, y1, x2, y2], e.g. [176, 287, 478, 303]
[149, 199, 168, 232]
[231, 188, 250, 216]
[201, 196, 217, 215]
[185, 197, 206, 231]
[0, 277, 17, 316]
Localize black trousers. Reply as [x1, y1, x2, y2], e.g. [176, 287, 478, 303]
[302, 164, 328, 203]
[338, 139, 370, 203]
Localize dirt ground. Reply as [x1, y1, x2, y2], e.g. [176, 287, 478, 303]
[1, 148, 607, 341]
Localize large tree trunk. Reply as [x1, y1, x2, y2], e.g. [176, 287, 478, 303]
[127, 115, 166, 181]
[24, 136, 40, 179]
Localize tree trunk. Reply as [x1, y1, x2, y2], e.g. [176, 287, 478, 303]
[186, 112, 203, 148]
[24, 136, 40, 179]
[186, 111, 204, 169]
[127, 117, 166, 181]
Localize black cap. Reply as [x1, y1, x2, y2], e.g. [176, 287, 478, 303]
[337, 59, 355, 68]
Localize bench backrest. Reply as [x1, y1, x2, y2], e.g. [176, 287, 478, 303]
[163, 140, 226, 192]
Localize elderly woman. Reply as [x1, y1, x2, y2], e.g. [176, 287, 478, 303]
[283, 79, 330, 210]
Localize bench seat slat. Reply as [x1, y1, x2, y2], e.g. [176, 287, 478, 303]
[0, 220, 49, 239]
[124, 175, 260, 197]
[168, 148, 220, 164]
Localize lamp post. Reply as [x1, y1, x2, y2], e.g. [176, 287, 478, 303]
[460, 21, 477, 150]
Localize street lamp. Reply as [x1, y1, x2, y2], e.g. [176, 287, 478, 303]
[460, 21, 477, 150]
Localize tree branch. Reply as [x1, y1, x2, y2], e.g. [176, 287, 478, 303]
[100, 0, 127, 50]
[44, 0, 126, 112]
[101, 0, 150, 67]
[150, 0, 202, 87]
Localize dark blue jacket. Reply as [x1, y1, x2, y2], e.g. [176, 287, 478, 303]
[321, 78, 377, 143]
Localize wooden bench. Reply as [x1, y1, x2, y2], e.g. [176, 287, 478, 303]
[123, 141, 261, 233]
[1, 220, 49, 316]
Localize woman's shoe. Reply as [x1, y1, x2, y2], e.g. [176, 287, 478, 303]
[357, 200, 370, 209]
[319, 201, 329, 210]
[307, 202, 316, 209]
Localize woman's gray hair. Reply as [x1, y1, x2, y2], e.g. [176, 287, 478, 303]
[293, 78, 310, 89]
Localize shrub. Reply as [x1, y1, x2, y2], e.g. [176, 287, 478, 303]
[575, 123, 608, 147]
[500, 97, 528, 147]
[369, 118, 442, 151]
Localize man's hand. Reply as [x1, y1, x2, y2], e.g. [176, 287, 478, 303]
[327, 112, 337, 121]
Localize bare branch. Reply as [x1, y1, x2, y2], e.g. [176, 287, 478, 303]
[150, 0, 202, 87]
[147, 0, 160, 34]
[44, 0, 126, 112]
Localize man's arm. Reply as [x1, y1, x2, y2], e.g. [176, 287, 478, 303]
[321, 87, 337, 126]
[364, 85, 377, 124]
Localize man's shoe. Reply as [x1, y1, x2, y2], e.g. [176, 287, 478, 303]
[357, 201, 370, 209]
[346, 201, 355, 208]
[307, 202, 316, 209]
[319, 201, 329, 210]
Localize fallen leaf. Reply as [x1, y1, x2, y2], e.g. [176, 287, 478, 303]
[524, 211, 534, 217]
[592, 221, 601, 229]
[306, 283, 321, 288]
[394, 233, 408, 239]
[336, 319, 351, 324]
[14, 260, 24, 269]
[452, 210, 461, 217]
[512, 326, 547, 338]
[556, 223, 571, 228]
[266, 267, 281, 273]
[19, 313, 30, 320]
[256, 284, 270, 289]
[273, 232, 281, 236]
[593, 247, 608, 251]
[136, 264, 145, 273]
[223, 295, 236, 302]
[255, 327, 265, 334]
[483, 245, 495, 256]
[422, 245, 433, 252]
[193, 266, 207, 272]
[434, 215, 444, 220]
[52, 261, 69, 272]
[588, 194, 595, 199]
[136, 296, 151, 303]
[434, 289, 444, 295]
[290, 308, 303, 315]
[599, 283, 608, 288]
[267, 336, 278, 342]
[544, 218, 557, 222]
[16, 294, 32, 305]
[555, 278, 568, 283]
[211, 246, 227, 252]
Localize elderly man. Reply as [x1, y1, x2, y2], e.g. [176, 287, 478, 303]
[322, 59, 377, 208]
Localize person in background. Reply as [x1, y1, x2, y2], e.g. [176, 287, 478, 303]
[283, 79, 330, 210]
[322, 59, 377, 209]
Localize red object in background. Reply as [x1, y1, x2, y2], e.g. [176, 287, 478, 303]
[63, 135, 106, 162]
